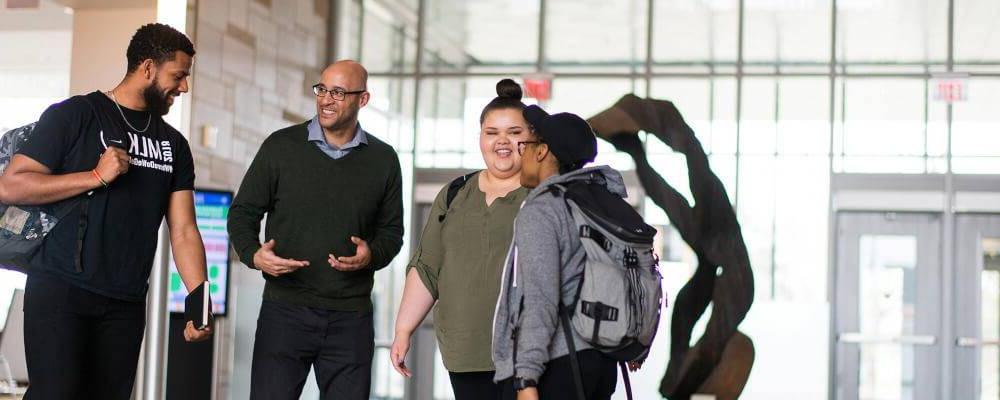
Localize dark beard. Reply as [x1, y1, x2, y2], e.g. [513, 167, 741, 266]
[142, 82, 171, 116]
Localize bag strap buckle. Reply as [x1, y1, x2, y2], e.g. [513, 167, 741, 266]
[623, 247, 639, 267]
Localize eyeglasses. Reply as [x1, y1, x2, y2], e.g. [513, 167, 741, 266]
[517, 141, 542, 155]
[312, 84, 366, 101]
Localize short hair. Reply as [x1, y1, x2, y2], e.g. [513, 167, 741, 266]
[126, 23, 196, 73]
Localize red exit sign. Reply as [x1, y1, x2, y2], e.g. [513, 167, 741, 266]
[523, 72, 554, 102]
[931, 73, 969, 103]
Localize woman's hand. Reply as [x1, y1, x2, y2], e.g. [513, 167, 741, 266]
[516, 387, 539, 400]
[391, 269, 436, 378]
[390, 332, 413, 377]
[628, 360, 643, 372]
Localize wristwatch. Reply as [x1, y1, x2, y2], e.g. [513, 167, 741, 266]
[512, 377, 537, 391]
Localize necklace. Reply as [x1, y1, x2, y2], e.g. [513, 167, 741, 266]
[108, 89, 151, 133]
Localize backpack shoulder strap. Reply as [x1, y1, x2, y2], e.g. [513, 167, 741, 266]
[559, 305, 587, 400]
[446, 171, 478, 209]
[67, 94, 110, 272]
[80, 92, 124, 149]
[438, 171, 478, 222]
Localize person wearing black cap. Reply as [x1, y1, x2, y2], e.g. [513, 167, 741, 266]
[492, 105, 630, 399]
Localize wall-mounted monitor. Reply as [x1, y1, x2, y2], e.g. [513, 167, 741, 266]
[167, 189, 232, 316]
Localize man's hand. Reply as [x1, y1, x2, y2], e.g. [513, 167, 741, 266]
[253, 239, 310, 277]
[516, 387, 539, 400]
[94, 147, 130, 184]
[390, 331, 413, 377]
[184, 321, 212, 342]
[328, 236, 371, 271]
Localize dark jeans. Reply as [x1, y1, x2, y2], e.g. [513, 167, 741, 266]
[250, 300, 374, 400]
[22, 273, 146, 400]
[501, 350, 618, 400]
[449, 370, 512, 400]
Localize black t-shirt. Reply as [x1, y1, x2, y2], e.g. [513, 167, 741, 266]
[17, 91, 195, 301]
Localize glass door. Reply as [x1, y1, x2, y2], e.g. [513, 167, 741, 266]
[834, 212, 942, 400]
[953, 214, 1000, 400]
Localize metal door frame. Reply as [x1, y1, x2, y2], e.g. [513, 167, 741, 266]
[953, 213, 1000, 399]
[833, 211, 942, 400]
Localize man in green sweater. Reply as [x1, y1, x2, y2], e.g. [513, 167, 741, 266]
[227, 60, 403, 400]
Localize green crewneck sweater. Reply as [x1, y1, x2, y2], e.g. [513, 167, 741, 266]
[228, 122, 404, 311]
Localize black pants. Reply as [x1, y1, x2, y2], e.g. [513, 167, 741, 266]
[449, 370, 513, 400]
[250, 300, 374, 400]
[501, 350, 618, 400]
[22, 273, 146, 400]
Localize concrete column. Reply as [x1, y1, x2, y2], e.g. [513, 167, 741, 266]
[141, 224, 172, 400]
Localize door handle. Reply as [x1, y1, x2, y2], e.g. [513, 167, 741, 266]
[838, 332, 937, 345]
[956, 337, 1000, 347]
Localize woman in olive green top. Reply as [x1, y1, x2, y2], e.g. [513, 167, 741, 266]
[390, 79, 534, 399]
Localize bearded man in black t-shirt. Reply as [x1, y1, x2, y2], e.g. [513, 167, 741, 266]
[0, 23, 211, 399]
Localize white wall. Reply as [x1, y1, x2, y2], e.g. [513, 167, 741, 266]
[0, 1, 73, 132]
[69, 7, 156, 95]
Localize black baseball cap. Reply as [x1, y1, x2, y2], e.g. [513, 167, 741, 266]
[523, 105, 597, 169]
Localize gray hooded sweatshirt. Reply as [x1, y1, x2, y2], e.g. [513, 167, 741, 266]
[492, 165, 629, 382]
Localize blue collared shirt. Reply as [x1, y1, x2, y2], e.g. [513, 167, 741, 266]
[307, 117, 368, 160]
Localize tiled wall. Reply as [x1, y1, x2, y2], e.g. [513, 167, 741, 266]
[186, 1, 331, 398]
[189, 0, 329, 190]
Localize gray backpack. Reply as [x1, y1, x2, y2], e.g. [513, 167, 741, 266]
[547, 172, 663, 400]
[0, 123, 68, 272]
[0, 96, 105, 272]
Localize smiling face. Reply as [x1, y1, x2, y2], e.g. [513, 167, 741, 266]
[315, 61, 370, 132]
[140, 50, 192, 116]
[480, 107, 534, 180]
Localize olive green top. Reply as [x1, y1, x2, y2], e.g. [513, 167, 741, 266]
[408, 172, 529, 372]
